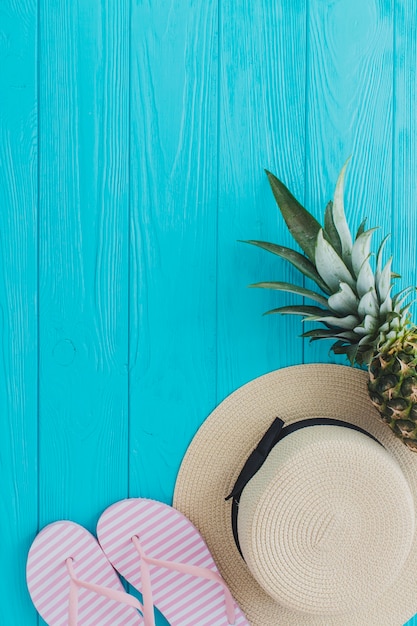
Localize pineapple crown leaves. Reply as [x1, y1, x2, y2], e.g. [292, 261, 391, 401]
[264, 169, 321, 263]
[245, 160, 416, 366]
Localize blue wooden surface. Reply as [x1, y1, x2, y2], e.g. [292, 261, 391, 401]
[1, 1, 417, 624]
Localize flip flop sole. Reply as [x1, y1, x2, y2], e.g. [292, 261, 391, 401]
[97, 498, 249, 626]
[27, 521, 143, 625]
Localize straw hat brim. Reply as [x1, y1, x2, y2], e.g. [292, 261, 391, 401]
[173, 364, 417, 626]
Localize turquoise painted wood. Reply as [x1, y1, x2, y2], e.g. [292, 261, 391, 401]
[129, 0, 218, 505]
[218, 0, 306, 403]
[38, 0, 130, 531]
[1, 1, 417, 624]
[0, 1, 38, 622]
[304, 0, 395, 366]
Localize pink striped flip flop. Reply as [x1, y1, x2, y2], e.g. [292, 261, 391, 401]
[96, 499, 249, 626]
[26, 521, 144, 625]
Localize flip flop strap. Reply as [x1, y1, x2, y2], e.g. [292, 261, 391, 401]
[66, 557, 143, 626]
[131, 536, 236, 625]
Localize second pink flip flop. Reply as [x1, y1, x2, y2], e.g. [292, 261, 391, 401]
[96, 498, 249, 626]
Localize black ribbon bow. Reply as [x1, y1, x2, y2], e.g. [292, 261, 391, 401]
[225, 416, 381, 558]
[225, 417, 285, 503]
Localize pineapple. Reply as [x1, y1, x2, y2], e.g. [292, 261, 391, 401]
[247, 161, 417, 450]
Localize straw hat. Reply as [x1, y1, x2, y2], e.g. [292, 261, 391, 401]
[174, 364, 417, 626]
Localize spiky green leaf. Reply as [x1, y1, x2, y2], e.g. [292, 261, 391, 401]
[353, 325, 368, 336]
[351, 228, 378, 277]
[356, 347, 375, 365]
[362, 314, 379, 334]
[307, 314, 359, 330]
[356, 256, 376, 298]
[265, 170, 321, 262]
[376, 234, 390, 287]
[264, 305, 330, 317]
[315, 230, 355, 291]
[324, 201, 342, 256]
[353, 315, 379, 343]
[327, 282, 359, 315]
[358, 289, 379, 318]
[249, 281, 328, 306]
[332, 341, 359, 365]
[376, 234, 389, 268]
[243, 240, 330, 293]
[400, 300, 416, 316]
[358, 333, 376, 346]
[393, 287, 417, 312]
[332, 159, 353, 267]
[331, 340, 350, 354]
[379, 292, 393, 316]
[355, 219, 367, 240]
[376, 257, 393, 303]
[302, 328, 358, 341]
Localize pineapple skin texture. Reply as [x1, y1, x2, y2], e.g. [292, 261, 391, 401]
[368, 330, 417, 450]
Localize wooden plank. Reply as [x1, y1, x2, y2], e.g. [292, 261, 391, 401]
[129, 1, 218, 502]
[38, 0, 130, 537]
[393, 0, 417, 317]
[393, 3, 417, 621]
[0, 1, 38, 623]
[217, 0, 306, 402]
[304, 0, 393, 365]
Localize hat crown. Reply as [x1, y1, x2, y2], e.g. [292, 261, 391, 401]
[238, 425, 415, 615]
[175, 364, 417, 625]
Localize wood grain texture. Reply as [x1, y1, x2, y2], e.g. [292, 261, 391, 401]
[304, 0, 394, 365]
[1, 2, 417, 624]
[129, 0, 218, 503]
[394, 9, 417, 622]
[38, 0, 130, 543]
[392, 0, 417, 315]
[0, 1, 38, 622]
[217, 0, 307, 403]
